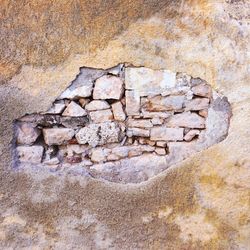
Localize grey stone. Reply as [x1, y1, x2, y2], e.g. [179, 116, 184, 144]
[185, 98, 210, 111]
[16, 123, 41, 145]
[75, 122, 121, 147]
[17, 145, 44, 164]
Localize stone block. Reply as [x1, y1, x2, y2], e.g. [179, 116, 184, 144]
[167, 112, 205, 128]
[76, 122, 121, 147]
[185, 98, 210, 111]
[191, 83, 212, 98]
[125, 90, 140, 115]
[150, 127, 184, 141]
[125, 67, 176, 96]
[43, 128, 75, 145]
[89, 109, 113, 123]
[111, 101, 126, 121]
[85, 100, 110, 111]
[127, 128, 150, 137]
[126, 118, 153, 128]
[17, 145, 44, 164]
[144, 95, 185, 111]
[16, 123, 41, 145]
[47, 102, 66, 114]
[62, 101, 87, 117]
[184, 129, 200, 141]
[93, 75, 124, 100]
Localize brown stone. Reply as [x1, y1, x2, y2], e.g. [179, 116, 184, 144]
[199, 109, 208, 117]
[43, 128, 75, 145]
[184, 129, 200, 141]
[155, 147, 166, 155]
[191, 83, 212, 98]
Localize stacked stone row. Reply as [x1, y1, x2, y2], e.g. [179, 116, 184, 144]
[14, 65, 212, 168]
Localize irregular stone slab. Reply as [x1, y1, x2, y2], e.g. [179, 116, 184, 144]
[191, 83, 212, 98]
[167, 112, 205, 128]
[185, 98, 210, 111]
[47, 102, 66, 114]
[150, 127, 184, 141]
[155, 147, 166, 155]
[76, 122, 121, 147]
[16, 123, 41, 145]
[143, 95, 185, 111]
[93, 75, 124, 100]
[43, 128, 75, 145]
[125, 90, 140, 115]
[125, 67, 176, 96]
[85, 100, 110, 111]
[58, 68, 104, 99]
[89, 109, 113, 123]
[184, 129, 200, 141]
[126, 118, 153, 128]
[161, 86, 190, 96]
[111, 101, 126, 121]
[16, 145, 44, 164]
[127, 128, 150, 137]
[62, 101, 87, 117]
[141, 110, 172, 119]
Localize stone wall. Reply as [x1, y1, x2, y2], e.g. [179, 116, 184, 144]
[13, 64, 231, 183]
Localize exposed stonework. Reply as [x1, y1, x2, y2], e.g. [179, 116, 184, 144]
[13, 65, 231, 184]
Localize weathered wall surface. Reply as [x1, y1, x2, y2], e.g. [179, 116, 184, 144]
[0, 0, 249, 249]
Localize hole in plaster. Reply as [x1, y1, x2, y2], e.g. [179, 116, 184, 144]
[12, 64, 232, 184]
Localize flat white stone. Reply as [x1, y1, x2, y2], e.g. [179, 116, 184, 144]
[125, 67, 176, 96]
[111, 101, 126, 121]
[85, 100, 110, 111]
[62, 101, 87, 117]
[43, 128, 75, 145]
[143, 95, 185, 111]
[93, 75, 124, 100]
[16, 123, 41, 145]
[76, 122, 121, 147]
[125, 90, 140, 115]
[127, 128, 150, 137]
[89, 109, 113, 123]
[17, 145, 44, 164]
[167, 112, 205, 128]
[150, 127, 184, 141]
[59, 85, 93, 99]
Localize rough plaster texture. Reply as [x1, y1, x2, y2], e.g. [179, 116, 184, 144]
[0, 0, 249, 249]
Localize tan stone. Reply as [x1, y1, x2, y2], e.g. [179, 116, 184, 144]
[93, 75, 123, 100]
[16, 145, 44, 164]
[85, 100, 110, 111]
[150, 127, 184, 141]
[125, 90, 140, 115]
[62, 101, 87, 117]
[16, 123, 41, 145]
[125, 67, 176, 96]
[156, 141, 168, 147]
[126, 118, 153, 128]
[89, 109, 113, 123]
[185, 98, 209, 111]
[144, 95, 185, 111]
[111, 101, 126, 121]
[141, 110, 172, 119]
[155, 147, 166, 155]
[167, 112, 205, 128]
[79, 98, 90, 107]
[139, 138, 156, 146]
[184, 129, 200, 141]
[151, 117, 163, 125]
[90, 147, 111, 163]
[43, 128, 75, 145]
[199, 109, 208, 117]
